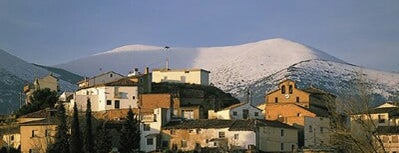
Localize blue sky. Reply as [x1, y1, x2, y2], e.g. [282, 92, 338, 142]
[1, 0, 398, 72]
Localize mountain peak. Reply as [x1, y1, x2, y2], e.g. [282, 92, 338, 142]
[97, 44, 163, 55]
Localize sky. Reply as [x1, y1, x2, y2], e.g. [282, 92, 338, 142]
[1, 0, 398, 72]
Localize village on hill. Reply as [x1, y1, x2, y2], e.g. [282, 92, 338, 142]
[0, 65, 398, 153]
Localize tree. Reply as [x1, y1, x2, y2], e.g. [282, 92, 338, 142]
[84, 98, 94, 153]
[0, 146, 20, 153]
[70, 102, 83, 153]
[15, 88, 58, 117]
[95, 121, 112, 153]
[119, 108, 140, 153]
[48, 103, 70, 153]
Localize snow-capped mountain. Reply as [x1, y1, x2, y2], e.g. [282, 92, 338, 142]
[0, 49, 78, 114]
[55, 38, 399, 105]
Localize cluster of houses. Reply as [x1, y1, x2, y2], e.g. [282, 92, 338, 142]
[1, 66, 399, 153]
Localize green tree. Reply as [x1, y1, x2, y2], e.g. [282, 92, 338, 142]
[119, 108, 140, 153]
[15, 88, 58, 117]
[84, 98, 94, 153]
[48, 103, 69, 153]
[95, 122, 112, 153]
[70, 102, 83, 153]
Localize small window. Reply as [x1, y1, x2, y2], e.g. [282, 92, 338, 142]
[219, 131, 225, 138]
[10, 135, 14, 141]
[281, 85, 286, 94]
[147, 138, 154, 145]
[296, 97, 299, 102]
[275, 97, 278, 103]
[110, 73, 113, 77]
[309, 126, 313, 132]
[281, 143, 284, 150]
[378, 115, 386, 123]
[254, 112, 259, 116]
[181, 140, 187, 148]
[233, 111, 237, 116]
[132, 96, 136, 100]
[45, 129, 51, 137]
[289, 85, 293, 94]
[392, 136, 399, 143]
[144, 124, 150, 131]
[170, 130, 175, 135]
[297, 113, 301, 117]
[196, 128, 201, 134]
[281, 129, 284, 136]
[31, 130, 36, 138]
[106, 100, 112, 105]
[234, 134, 239, 140]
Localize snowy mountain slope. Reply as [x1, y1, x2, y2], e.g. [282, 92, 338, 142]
[55, 38, 399, 105]
[248, 59, 399, 106]
[0, 49, 78, 114]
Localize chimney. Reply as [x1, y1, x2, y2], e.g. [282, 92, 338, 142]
[144, 67, 149, 74]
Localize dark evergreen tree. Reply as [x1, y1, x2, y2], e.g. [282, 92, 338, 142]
[84, 98, 94, 153]
[95, 122, 112, 153]
[119, 108, 140, 153]
[70, 102, 83, 153]
[48, 103, 70, 153]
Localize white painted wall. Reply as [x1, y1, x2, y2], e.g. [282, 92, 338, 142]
[211, 103, 263, 120]
[141, 108, 170, 152]
[152, 69, 209, 85]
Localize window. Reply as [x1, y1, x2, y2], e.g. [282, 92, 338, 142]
[147, 138, 154, 145]
[114, 100, 120, 109]
[181, 140, 187, 148]
[233, 111, 237, 116]
[31, 130, 36, 138]
[219, 131, 225, 138]
[106, 100, 112, 105]
[196, 128, 201, 134]
[243, 109, 249, 119]
[170, 130, 175, 135]
[254, 112, 259, 116]
[10, 135, 14, 141]
[281, 85, 286, 94]
[378, 115, 386, 123]
[45, 129, 51, 137]
[132, 96, 136, 100]
[110, 73, 113, 77]
[275, 97, 278, 103]
[309, 126, 313, 132]
[296, 97, 299, 102]
[297, 113, 301, 117]
[281, 129, 284, 136]
[144, 124, 151, 131]
[182, 110, 194, 119]
[383, 136, 389, 143]
[281, 143, 284, 150]
[392, 136, 399, 143]
[234, 134, 239, 140]
[289, 85, 293, 94]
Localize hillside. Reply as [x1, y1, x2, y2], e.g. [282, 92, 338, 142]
[33, 64, 83, 84]
[54, 38, 399, 105]
[0, 49, 78, 114]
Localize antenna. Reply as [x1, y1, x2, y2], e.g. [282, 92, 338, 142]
[164, 46, 170, 69]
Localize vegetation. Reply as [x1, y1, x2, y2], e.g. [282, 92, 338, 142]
[0, 147, 20, 153]
[15, 88, 58, 117]
[119, 108, 140, 153]
[48, 103, 70, 153]
[95, 121, 112, 153]
[70, 102, 83, 153]
[84, 98, 94, 153]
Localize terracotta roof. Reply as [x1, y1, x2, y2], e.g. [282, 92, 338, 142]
[104, 78, 138, 86]
[163, 119, 296, 131]
[19, 108, 56, 118]
[19, 118, 57, 126]
[376, 126, 399, 135]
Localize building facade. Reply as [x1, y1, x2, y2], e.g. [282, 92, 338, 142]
[152, 69, 210, 85]
[23, 74, 59, 104]
[208, 102, 263, 120]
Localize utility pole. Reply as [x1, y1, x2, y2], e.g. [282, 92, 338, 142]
[164, 46, 170, 70]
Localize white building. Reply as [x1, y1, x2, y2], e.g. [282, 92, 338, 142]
[140, 108, 171, 152]
[77, 71, 124, 89]
[152, 68, 210, 85]
[72, 78, 138, 112]
[208, 102, 263, 120]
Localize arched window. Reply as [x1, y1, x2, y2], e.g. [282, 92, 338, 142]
[281, 85, 286, 94]
[289, 85, 293, 94]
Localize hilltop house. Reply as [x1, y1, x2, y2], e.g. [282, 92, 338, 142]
[162, 119, 297, 152]
[208, 102, 263, 120]
[152, 68, 210, 85]
[77, 71, 124, 89]
[264, 79, 336, 147]
[72, 78, 139, 112]
[23, 73, 59, 104]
